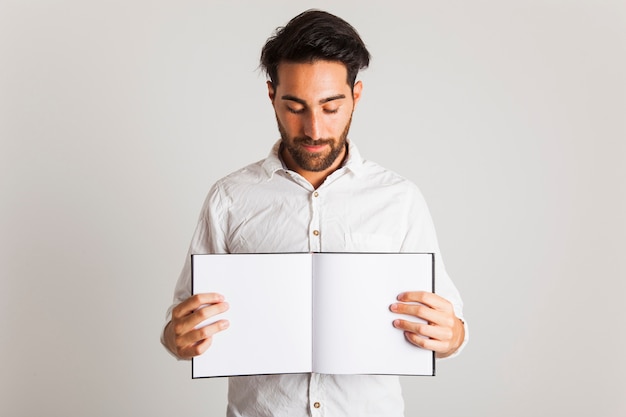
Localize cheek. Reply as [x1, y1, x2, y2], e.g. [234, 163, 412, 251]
[329, 114, 351, 136]
[280, 117, 302, 137]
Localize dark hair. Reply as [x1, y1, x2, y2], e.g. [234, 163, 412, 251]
[260, 9, 370, 87]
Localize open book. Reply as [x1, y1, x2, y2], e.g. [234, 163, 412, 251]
[191, 252, 435, 378]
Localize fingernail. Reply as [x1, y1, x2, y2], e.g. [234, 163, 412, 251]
[220, 320, 229, 330]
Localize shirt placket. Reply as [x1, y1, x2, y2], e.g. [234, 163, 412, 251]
[309, 190, 321, 252]
[308, 373, 326, 416]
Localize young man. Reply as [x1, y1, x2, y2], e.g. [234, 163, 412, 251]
[163, 9, 467, 416]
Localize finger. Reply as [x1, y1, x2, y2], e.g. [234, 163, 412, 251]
[193, 301, 230, 327]
[172, 301, 229, 338]
[391, 319, 435, 350]
[172, 293, 225, 319]
[390, 302, 445, 324]
[397, 291, 452, 312]
[179, 337, 213, 359]
[393, 319, 453, 342]
[177, 319, 230, 359]
[403, 330, 449, 353]
[185, 318, 230, 347]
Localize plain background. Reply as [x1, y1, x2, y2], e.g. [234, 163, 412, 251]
[1, 1, 625, 416]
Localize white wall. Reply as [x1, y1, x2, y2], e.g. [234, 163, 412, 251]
[1, 1, 624, 416]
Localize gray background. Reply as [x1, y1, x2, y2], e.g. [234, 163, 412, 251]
[1, 1, 625, 416]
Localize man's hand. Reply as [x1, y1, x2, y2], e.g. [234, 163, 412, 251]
[390, 291, 464, 358]
[163, 293, 229, 360]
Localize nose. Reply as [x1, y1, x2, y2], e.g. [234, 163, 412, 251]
[303, 111, 321, 140]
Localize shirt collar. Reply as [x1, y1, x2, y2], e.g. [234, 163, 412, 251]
[261, 139, 366, 180]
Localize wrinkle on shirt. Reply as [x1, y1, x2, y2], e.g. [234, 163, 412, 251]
[163, 139, 467, 416]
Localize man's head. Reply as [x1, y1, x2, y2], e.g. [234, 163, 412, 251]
[260, 10, 370, 187]
[260, 9, 370, 89]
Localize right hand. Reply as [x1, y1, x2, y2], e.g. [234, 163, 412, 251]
[163, 293, 229, 359]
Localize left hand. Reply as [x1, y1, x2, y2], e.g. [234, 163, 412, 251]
[390, 291, 465, 358]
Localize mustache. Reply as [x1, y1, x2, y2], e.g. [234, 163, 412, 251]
[293, 137, 334, 146]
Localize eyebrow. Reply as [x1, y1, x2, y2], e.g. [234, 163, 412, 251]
[281, 94, 347, 105]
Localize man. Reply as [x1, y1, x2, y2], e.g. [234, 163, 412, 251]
[163, 9, 467, 417]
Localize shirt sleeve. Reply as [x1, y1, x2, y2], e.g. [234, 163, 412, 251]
[160, 182, 229, 355]
[401, 185, 469, 358]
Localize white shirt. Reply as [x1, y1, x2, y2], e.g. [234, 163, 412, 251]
[165, 140, 466, 417]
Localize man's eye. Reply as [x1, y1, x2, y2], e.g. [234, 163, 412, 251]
[287, 107, 304, 114]
[324, 108, 339, 114]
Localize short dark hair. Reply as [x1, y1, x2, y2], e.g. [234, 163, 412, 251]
[260, 9, 370, 87]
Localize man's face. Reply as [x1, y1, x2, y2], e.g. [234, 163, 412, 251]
[269, 61, 362, 177]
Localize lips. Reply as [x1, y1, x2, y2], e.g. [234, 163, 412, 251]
[302, 144, 328, 152]
[296, 138, 332, 152]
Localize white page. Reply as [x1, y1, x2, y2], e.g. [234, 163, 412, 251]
[192, 253, 313, 377]
[312, 253, 434, 375]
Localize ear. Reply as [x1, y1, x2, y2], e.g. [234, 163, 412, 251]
[352, 80, 363, 106]
[267, 81, 276, 103]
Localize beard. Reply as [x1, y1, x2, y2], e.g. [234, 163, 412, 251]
[277, 115, 352, 172]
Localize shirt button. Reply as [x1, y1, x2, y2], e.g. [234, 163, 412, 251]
[313, 230, 320, 236]
[314, 402, 321, 409]
[313, 191, 319, 197]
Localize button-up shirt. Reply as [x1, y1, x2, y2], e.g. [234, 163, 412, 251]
[165, 140, 466, 417]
